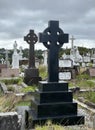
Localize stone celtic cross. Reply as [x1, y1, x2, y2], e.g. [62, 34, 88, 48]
[24, 30, 38, 68]
[39, 21, 69, 82]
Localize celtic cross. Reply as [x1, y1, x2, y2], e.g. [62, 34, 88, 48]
[39, 21, 69, 82]
[24, 30, 38, 68]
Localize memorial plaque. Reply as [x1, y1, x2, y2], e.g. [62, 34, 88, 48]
[59, 72, 71, 80]
[59, 59, 73, 68]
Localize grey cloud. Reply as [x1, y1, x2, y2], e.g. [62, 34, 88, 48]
[0, 0, 95, 48]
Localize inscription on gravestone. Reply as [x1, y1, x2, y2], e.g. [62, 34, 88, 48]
[39, 21, 68, 82]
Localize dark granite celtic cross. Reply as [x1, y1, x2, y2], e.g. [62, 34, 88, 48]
[24, 30, 38, 68]
[39, 21, 69, 82]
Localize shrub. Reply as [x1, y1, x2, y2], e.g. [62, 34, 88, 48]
[1, 78, 22, 85]
[76, 74, 90, 81]
[21, 85, 37, 93]
[7, 86, 15, 92]
[85, 92, 95, 103]
[39, 65, 47, 79]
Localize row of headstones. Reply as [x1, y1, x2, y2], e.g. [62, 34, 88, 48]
[0, 41, 23, 68]
[43, 47, 95, 68]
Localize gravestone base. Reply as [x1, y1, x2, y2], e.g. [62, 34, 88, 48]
[24, 68, 41, 85]
[25, 81, 84, 128]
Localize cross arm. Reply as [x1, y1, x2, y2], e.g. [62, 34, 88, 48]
[39, 33, 50, 43]
[58, 34, 69, 44]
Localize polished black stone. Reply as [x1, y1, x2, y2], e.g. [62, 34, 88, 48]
[24, 30, 41, 85]
[24, 30, 38, 68]
[39, 21, 68, 82]
[25, 110, 84, 128]
[31, 100, 77, 118]
[39, 81, 68, 92]
[24, 68, 41, 85]
[25, 21, 84, 129]
[35, 90, 73, 103]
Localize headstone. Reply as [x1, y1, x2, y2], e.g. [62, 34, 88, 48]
[12, 41, 19, 69]
[88, 68, 95, 77]
[5, 50, 10, 68]
[92, 59, 95, 67]
[70, 46, 82, 63]
[1, 58, 4, 64]
[59, 59, 73, 68]
[82, 62, 86, 67]
[0, 112, 21, 130]
[43, 50, 48, 66]
[70, 35, 75, 49]
[19, 46, 23, 60]
[62, 53, 67, 59]
[59, 59, 72, 80]
[59, 72, 71, 80]
[25, 20, 84, 128]
[24, 30, 41, 85]
[83, 55, 91, 63]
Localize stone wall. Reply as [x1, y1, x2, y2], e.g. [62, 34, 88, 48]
[0, 112, 21, 130]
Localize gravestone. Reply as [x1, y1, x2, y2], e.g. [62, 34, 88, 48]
[24, 30, 41, 85]
[12, 41, 19, 69]
[59, 72, 71, 80]
[1, 58, 4, 64]
[25, 21, 84, 128]
[59, 59, 73, 80]
[87, 68, 95, 77]
[59, 59, 73, 68]
[19, 46, 23, 60]
[43, 50, 48, 66]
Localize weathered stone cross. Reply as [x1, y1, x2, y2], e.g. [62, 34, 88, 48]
[39, 20, 69, 82]
[24, 30, 38, 68]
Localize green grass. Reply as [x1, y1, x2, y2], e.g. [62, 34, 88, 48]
[74, 91, 95, 103]
[35, 120, 65, 130]
[17, 101, 31, 106]
[0, 94, 21, 112]
[76, 74, 90, 81]
[7, 86, 15, 92]
[1, 78, 22, 85]
[76, 80, 95, 89]
[39, 65, 47, 80]
[69, 74, 95, 89]
[21, 85, 37, 93]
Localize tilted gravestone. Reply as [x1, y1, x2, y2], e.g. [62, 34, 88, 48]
[24, 30, 41, 85]
[25, 21, 84, 128]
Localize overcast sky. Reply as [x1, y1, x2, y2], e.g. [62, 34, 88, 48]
[0, 0, 95, 50]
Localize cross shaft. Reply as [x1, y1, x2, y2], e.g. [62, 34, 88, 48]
[39, 21, 69, 82]
[24, 30, 38, 68]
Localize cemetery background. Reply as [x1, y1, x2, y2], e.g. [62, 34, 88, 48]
[0, 34, 95, 129]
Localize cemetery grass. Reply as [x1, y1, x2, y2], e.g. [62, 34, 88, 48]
[74, 91, 95, 104]
[0, 94, 21, 112]
[69, 74, 95, 89]
[0, 77, 22, 85]
[0, 94, 31, 112]
[21, 85, 37, 93]
[35, 120, 88, 130]
[69, 73, 95, 104]
[0, 78, 36, 112]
